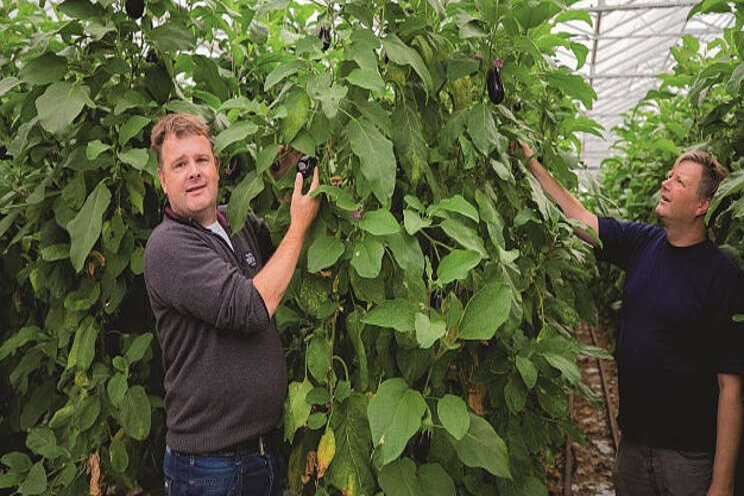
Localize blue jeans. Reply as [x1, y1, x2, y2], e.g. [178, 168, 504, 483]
[163, 446, 284, 496]
[614, 437, 713, 495]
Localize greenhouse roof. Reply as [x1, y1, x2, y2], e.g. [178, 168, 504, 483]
[555, 1, 735, 171]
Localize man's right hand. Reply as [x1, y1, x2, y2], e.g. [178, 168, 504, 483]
[288, 166, 320, 239]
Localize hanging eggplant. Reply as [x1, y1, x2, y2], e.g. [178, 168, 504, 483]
[226, 155, 242, 178]
[486, 59, 505, 105]
[145, 49, 158, 64]
[319, 27, 331, 52]
[297, 155, 317, 179]
[125, 0, 144, 19]
[513, 101, 522, 112]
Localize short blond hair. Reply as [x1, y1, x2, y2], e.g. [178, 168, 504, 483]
[674, 150, 728, 199]
[150, 113, 214, 168]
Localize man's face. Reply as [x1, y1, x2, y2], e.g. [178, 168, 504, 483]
[157, 134, 220, 226]
[656, 160, 709, 223]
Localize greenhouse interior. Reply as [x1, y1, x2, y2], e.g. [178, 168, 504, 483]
[1, 0, 744, 495]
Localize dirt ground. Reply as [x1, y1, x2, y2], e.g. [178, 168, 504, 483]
[547, 323, 619, 496]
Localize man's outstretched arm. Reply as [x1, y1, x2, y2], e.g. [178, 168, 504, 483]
[520, 142, 599, 247]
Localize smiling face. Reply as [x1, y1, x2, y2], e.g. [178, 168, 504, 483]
[157, 133, 220, 227]
[656, 160, 710, 225]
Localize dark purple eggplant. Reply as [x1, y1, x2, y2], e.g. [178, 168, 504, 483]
[297, 155, 317, 179]
[513, 101, 522, 112]
[226, 155, 241, 178]
[486, 59, 505, 105]
[125, 0, 144, 19]
[145, 49, 158, 64]
[319, 27, 331, 51]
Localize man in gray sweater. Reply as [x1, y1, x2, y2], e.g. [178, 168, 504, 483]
[144, 112, 320, 495]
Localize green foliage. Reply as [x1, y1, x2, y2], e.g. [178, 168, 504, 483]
[0, 0, 604, 493]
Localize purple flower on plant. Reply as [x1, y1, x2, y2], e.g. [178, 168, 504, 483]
[353, 209, 362, 219]
[493, 58, 504, 69]
[224, 55, 233, 63]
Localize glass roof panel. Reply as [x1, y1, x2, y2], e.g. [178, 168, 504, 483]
[553, 1, 735, 171]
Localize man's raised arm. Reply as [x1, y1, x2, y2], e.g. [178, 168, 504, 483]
[520, 142, 599, 247]
[253, 167, 320, 317]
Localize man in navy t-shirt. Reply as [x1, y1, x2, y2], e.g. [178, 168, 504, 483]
[521, 144, 743, 495]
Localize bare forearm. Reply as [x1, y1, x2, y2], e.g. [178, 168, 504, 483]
[253, 225, 306, 317]
[524, 153, 599, 245]
[710, 379, 742, 493]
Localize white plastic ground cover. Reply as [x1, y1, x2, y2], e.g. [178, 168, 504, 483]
[552, 1, 734, 172]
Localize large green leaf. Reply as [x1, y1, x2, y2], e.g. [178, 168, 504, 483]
[66, 316, 99, 372]
[26, 427, 66, 460]
[307, 234, 345, 273]
[347, 68, 386, 95]
[437, 395, 469, 440]
[280, 88, 310, 143]
[458, 282, 511, 340]
[119, 386, 151, 441]
[65, 180, 111, 273]
[148, 21, 197, 53]
[542, 352, 581, 385]
[227, 171, 264, 233]
[516, 356, 538, 389]
[378, 458, 423, 496]
[307, 336, 330, 385]
[359, 209, 399, 235]
[450, 413, 510, 478]
[214, 121, 259, 155]
[350, 238, 385, 278]
[18, 54, 67, 85]
[436, 249, 481, 285]
[386, 231, 424, 275]
[418, 463, 456, 496]
[119, 115, 150, 146]
[466, 103, 500, 155]
[36, 82, 91, 135]
[391, 106, 429, 186]
[58, 0, 105, 20]
[17, 462, 46, 495]
[367, 378, 426, 466]
[362, 299, 415, 333]
[327, 393, 375, 495]
[414, 312, 445, 349]
[110, 437, 129, 473]
[434, 195, 479, 223]
[0, 77, 21, 97]
[382, 34, 433, 95]
[265, 60, 305, 91]
[346, 117, 397, 204]
[545, 72, 597, 109]
[440, 219, 487, 258]
[283, 379, 313, 442]
[306, 73, 348, 119]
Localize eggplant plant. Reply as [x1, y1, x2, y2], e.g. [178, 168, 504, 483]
[0, 0, 608, 494]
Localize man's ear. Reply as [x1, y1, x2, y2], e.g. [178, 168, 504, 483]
[696, 196, 711, 218]
[157, 167, 167, 195]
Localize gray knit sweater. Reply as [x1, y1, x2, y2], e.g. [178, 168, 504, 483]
[144, 205, 287, 454]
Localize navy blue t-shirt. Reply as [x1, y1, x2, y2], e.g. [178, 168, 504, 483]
[597, 217, 744, 451]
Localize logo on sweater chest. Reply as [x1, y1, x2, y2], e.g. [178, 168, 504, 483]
[244, 251, 257, 268]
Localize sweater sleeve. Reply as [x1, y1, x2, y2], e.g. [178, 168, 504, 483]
[145, 225, 270, 334]
[245, 213, 275, 262]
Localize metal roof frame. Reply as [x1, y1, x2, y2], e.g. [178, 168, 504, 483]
[554, 1, 736, 171]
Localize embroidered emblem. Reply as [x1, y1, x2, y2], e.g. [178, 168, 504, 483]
[244, 251, 257, 268]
